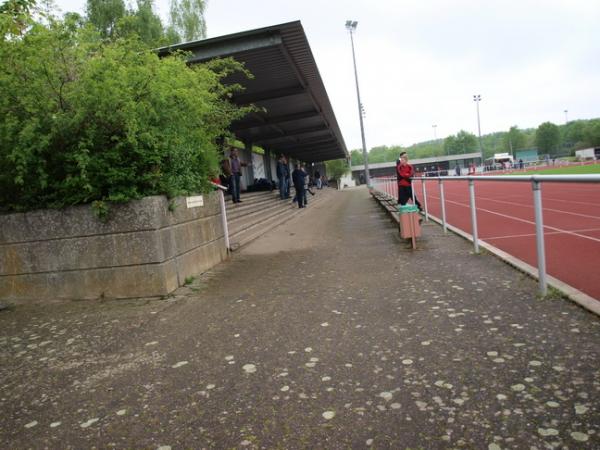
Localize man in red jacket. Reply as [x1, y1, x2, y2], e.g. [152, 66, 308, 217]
[396, 151, 422, 211]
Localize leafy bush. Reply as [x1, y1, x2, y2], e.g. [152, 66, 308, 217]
[0, 17, 251, 212]
[325, 159, 350, 181]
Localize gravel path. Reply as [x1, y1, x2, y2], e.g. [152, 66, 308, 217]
[1, 187, 598, 449]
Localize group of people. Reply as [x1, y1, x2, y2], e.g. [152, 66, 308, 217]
[220, 149, 326, 207]
[277, 154, 325, 208]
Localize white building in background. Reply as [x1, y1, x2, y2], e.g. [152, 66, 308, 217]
[338, 172, 356, 189]
[575, 147, 600, 160]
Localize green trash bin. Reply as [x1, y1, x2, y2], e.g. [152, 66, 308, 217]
[397, 204, 421, 239]
[397, 204, 419, 214]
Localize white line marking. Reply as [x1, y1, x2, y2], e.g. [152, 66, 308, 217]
[484, 227, 600, 241]
[472, 195, 600, 220]
[428, 195, 600, 244]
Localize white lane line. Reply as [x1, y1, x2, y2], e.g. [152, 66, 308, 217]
[485, 227, 600, 241]
[446, 184, 600, 208]
[472, 195, 600, 220]
[544, 196, 600, 207]
[427, 195, 600, 244]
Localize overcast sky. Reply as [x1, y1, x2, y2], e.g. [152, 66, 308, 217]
[52, 0, 600, 151]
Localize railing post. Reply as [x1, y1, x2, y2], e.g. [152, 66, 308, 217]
[411, 179, 416, 205]
[218, 189, 230, 252]
[468, 179, 479, 254]
[421, 178, 429, 222]
[532, 179, 548, 296]
[439, 179, 447, 233]
[210, 182, 231, 252]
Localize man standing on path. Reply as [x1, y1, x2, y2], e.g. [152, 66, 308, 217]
[292, 164, 307, 208]
[396, 151, 422, 211]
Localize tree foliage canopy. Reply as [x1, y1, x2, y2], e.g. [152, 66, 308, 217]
[444, 130, 477, 155]
[535, 122, 561, 155]
[168, 0, 206, 43]
[348, 117, 599, 167]
[0, 15, 252, 213]
[86, 0, 125, 38]
[324, 159, 350, 181]
[503, 126, 526, 153]
[81, 0, 206, 46]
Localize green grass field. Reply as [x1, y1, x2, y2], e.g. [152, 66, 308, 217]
[511, 163, 600, 175]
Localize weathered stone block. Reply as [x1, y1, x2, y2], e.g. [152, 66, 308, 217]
[0, 192, 226, 302]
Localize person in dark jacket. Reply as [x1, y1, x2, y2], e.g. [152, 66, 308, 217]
[276, 154, 290, 199]
[229, 148, 249, 203]
[396, 151, 422, 211]
[291, 164, 307, 208]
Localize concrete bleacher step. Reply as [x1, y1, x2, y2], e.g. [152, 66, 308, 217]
[372, 191, 400, 222]
[225, 191, 280, 221]
[227, 189, 302, 238]
[232, 190, 332, 249]
[227, 188, 333, 250]
[229, 198, 293, 236]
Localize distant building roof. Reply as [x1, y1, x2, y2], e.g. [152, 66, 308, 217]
[351, 152, 481, 171]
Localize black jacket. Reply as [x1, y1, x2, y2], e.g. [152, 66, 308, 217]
[292, 168, 306, 188]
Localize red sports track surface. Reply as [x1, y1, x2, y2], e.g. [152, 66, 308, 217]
[417, 179, 600, 301]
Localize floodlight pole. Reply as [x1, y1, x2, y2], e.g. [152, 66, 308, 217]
[473, 94, 483, 164]
[346, 20, 370, 186]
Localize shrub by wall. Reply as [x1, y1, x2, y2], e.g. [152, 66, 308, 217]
[0, 16, 251, 213]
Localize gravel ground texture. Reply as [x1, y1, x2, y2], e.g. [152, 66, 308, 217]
[1, 187, 598, 449]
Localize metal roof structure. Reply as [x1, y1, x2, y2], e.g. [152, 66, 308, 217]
[157, 21, 348, 163]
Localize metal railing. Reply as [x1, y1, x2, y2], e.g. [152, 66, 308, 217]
[371, 174, 600, 297]
[210, 182, 230, 251]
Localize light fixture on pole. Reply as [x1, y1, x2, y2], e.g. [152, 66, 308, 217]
[345, 20, 370, 186]
[473, 94, 483, 163]
[564, 109, 568, 124]
[432, 124, 437, 141]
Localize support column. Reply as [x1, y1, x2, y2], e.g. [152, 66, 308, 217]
[264, 149, 273, 182]
[244, 141, 254, 188]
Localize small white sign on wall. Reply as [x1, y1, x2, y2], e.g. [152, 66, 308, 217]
[186, 195, 204, 208]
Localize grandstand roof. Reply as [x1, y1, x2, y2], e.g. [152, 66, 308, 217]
[157, 21, 348, 163]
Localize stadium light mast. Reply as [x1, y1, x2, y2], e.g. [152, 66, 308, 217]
[346, 20, 370, 186]
[473, 94, 483, 163]
[564, 109, 569, 124]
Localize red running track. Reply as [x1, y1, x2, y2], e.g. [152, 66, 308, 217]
[418, 180, 600, 301]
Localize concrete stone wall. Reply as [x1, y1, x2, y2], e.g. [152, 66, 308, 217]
[0, 193, 227, 302]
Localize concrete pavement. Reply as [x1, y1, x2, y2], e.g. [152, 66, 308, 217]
[1, 187, 598, 449]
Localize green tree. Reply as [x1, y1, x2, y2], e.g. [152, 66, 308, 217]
[0, 18, 252, 212]
[535, 122, 561, 155]
[324, 159, 349, 181]
[583, 119, 600, 147]
[444, 130, 477, 155]
[443, 135, 457, 155]
[368, 145, 389, 163]
[0, 0, 36, 37]
[563, 120, 586, 149]
[169, 0, 206, 43]
[115, 0, 164, 46]
[350, 149, 363, 166]
[503, 126, 526, 154]
[86, 0, 126, 38]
